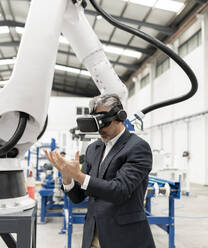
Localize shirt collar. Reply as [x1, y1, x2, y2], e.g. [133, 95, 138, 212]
[104, 127, 125, 147]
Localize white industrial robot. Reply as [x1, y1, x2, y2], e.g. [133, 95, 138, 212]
[0, 0, 128, 213]
[0, 0, 198, 214]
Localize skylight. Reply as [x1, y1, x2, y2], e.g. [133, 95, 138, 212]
[0, 58, 16, 66]
[0, 26, 9, 34]
[123, 0, 184, 13]
[103, 45, 142, 59]
[55, 64, 91, 77]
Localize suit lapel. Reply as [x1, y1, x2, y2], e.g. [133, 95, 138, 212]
[91, 140, 105, 177]
[99, 129, 131, 179]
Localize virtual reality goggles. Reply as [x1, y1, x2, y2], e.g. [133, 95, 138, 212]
[76, 105, 127, 132]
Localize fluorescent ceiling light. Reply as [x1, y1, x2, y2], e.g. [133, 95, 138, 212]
[0, 59, 91, 77]
[123, 0, 156, 7]
[0, 26, 10, 34]
[103, 45, 142, 59]
[0, 81, 8, 87]
[80, 70, 91, 77]
[123, 0, 184, 13]
[155, 0, 184, 12]
[96, 15, 103, 20]
[0, 58, 16, 66]
[55, 64, 91, 77]
[15, 27, 24, 35]
[59, 36, 69, 45]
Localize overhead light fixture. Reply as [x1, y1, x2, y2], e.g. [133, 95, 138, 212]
[0, 26, 10, 34]
[0, 58, 16, 66]
[15, 27, 24, 35]
[59, 36, 69, 45]
[96, 15, 103, 20]
[155, 0, 184, 13]
[0, 81, 8, 88]
[123, 0, 184, 13]
[55, 64, 91, 77]
[0, 59, 91, 77]
[103, 45, 142, 59]
[132, 77, 137, 83]
[123, 0, 156, 7]
[80, 70, 91, 77]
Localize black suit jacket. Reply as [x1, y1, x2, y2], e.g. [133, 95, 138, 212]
[66, 129, 156, 248]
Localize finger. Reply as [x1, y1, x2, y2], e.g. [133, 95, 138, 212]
[44, 149, 53, 163]
[51, 151, 63, 170]
[54, 150, 66, 164]
[74, 151, 79, 162]
[49, 151, 57, 164]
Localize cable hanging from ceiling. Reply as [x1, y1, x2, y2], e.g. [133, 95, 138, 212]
[89, 0, 198, 116]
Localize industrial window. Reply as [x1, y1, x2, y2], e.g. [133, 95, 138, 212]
[156, 58, 170, 78]
[128, 82, 135, 97]
[179, 30, 202, 57]
[140, 74, 150, 89]
[76, 107, 89, 115]
[76, 107, 82, 115]
[84, 107, 89, 114]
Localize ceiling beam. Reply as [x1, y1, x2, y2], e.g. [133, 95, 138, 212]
[0, 21, 154, 55]
[5, 1, 175, 35]
[53, 82, 98, 97]
[52, 86, 94, 97]
[85, 9, 175, 35]
[54, 72, 93, 85]
[193, 0, 208, 3]
[0, 41, 19, 46]
[0, 41, 142, 71]
[0, 20, 24, 27]
[0, 68, 11, 73]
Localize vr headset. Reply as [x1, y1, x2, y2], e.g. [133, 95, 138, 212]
[76, 105, 127, 132]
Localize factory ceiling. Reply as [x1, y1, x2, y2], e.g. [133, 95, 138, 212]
[0, 0, 207, 97]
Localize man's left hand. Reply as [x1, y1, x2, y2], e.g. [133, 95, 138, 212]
[44, 150, 85, 184]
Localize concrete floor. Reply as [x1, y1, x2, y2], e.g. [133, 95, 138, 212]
[0, 183, 208, 247]
[36, 183, 208, 248]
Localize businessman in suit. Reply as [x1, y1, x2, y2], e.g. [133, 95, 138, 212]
[44, 94, 155, 248]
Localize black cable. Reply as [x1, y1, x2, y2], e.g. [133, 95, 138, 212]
[0, 112, 29, 156]
[37, 115, 48, 140]
[89, 0, 198, 115]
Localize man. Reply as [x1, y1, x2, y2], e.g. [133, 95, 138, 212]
[44, 94, 155, 248]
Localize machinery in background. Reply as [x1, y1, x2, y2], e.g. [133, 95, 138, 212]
[145, 177, 181, 248]
[26, 138, 66, 224]
[152, 149, 190, 195]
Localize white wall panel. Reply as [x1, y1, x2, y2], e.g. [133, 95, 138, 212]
[189, 118, 206, 184]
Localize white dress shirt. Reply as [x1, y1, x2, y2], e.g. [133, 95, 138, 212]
[63, 127, 125, 192]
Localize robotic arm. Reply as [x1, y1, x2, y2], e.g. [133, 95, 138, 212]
[62, 1, 127, 104]
[0, 0, 127, 158]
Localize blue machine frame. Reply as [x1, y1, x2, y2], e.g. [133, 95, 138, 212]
[145, 177, 181, 248]
[32, 138, 64, 224]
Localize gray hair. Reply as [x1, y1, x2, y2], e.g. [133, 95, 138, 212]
[89, 94, 123, 113]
